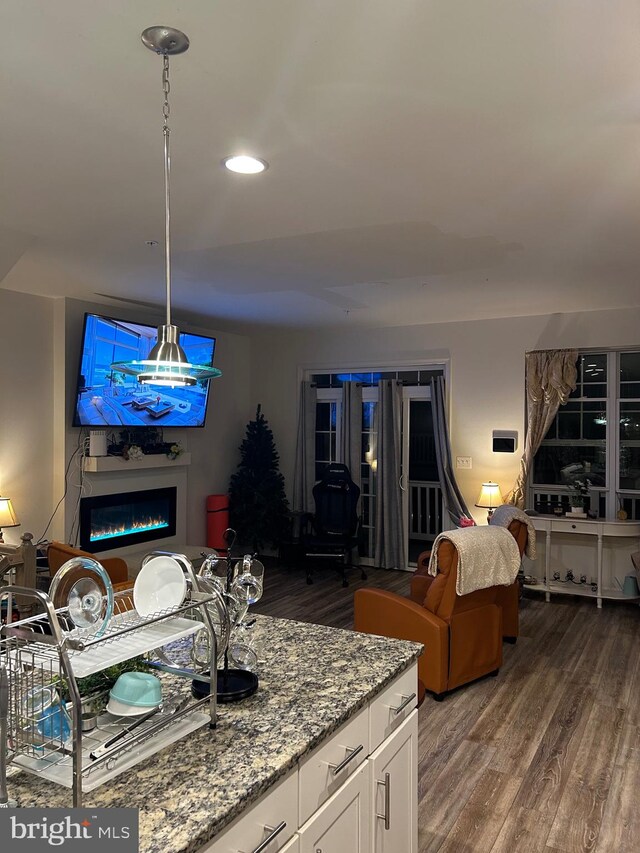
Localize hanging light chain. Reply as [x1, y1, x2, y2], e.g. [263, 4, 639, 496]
[162, 53, 171, 128]
[162, 51, 172, 327]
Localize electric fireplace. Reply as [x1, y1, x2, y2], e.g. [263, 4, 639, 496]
[79, 487, 177, 553]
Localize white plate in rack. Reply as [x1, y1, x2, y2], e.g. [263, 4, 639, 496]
[133, 556, 186, 617]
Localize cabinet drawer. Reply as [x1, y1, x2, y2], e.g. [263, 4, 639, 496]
[369, 662, 418, 752]
[203, 769, 298, 852]
[551, 519, 595, 535]
[299, 704, 369, 825]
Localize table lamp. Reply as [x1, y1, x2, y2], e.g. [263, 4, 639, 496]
[0, 497, 20, 543]
[475, 482, 504, 522]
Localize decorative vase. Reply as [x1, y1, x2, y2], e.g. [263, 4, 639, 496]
[570, 505, 583, 514]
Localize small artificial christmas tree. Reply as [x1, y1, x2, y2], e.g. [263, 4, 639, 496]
[228, 405, 290, 553]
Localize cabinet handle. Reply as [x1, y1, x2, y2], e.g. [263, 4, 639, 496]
[328, 743, 364, 775]
[376, 772, 391, 830]
[390, 692, 416, 715]
[243, 821, 287, 853]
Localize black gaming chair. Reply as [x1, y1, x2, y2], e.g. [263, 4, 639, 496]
[301, 463, 366, 587]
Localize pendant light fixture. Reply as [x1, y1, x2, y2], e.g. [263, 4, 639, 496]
[112, 27, 221, 388]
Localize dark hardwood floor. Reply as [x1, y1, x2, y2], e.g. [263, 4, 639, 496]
[254, 561, 640, 852]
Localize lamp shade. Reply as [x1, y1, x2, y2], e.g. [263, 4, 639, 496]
[0, 497, 19, 529]
[475, 482, 504, 510]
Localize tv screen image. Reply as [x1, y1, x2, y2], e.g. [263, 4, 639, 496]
[73, 313, 217, 428]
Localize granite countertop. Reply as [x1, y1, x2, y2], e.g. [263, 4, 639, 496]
[8, 615, 422, 853]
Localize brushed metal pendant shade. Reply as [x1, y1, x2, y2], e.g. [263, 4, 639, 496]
[112, 27, 221, 388]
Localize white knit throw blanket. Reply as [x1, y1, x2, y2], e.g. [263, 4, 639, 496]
[489, 504, 537, 559]
[427, 526, 521, 596]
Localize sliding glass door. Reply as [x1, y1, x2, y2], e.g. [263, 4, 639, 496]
[313, 373, 444, 569]
[402, 389, 442, 565]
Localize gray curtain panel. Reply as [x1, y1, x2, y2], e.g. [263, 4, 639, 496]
[292, 381, 318, 514]
[374, 379, 406, 570]
[340, 381, 363, 491]
[431, 376, 473, 526]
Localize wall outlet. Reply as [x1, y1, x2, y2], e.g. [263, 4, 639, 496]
[456, 456, 472, 469]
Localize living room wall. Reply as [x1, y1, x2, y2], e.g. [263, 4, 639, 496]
[0, 289, 56, 545]
[250, 305, 640, 523]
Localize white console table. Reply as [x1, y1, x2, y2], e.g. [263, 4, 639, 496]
[525, 516, 640, 608]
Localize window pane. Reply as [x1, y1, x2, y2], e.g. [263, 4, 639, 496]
[557, 411, 580, 439]
[362, 402, 376, 430]
[418, 369, 444, 385]
[620, 352, 640, 383]
[581, 354, 607, 381]
[620, 403, 640, 440]
[330, 403, 337, 430]
[315, 434, 330, 462]
[620, 381, 640, 399]
[582, 383, 607, 399]
[619, 446, 640, 491]
[316, 404, 330, 431]
[533, 446, 606, 487]
[312, 374, 331, 388]
[409, 401, 438, 481]
[583, 403, 607, 440]
[570, 353, 606, 398]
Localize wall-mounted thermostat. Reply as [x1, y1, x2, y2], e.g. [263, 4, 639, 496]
[492, 430, 518, 453]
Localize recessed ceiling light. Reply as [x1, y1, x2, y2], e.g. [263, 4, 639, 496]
[222, 155, 268, 174]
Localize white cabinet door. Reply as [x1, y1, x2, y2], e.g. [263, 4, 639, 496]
[369, 710, 418, 853]
[298, 762, 371, 853]
[280, 835, 300, 853]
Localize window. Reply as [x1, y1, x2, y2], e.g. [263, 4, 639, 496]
[531, 350, 640, 519]
[315, 400, 338, 481]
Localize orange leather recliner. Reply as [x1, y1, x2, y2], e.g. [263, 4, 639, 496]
[409, 519, 527, 643]
[47, 541, 131, 593]
[354, 519, 528, 700]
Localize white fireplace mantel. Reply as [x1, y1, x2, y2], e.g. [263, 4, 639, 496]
[82, 453, 191, 473]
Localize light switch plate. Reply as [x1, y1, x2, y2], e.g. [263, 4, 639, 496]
[456, 456, 472, 469]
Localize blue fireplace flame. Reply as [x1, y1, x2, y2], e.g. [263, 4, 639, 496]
[90, 519, 169, 542]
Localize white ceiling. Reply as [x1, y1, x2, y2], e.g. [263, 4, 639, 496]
[3, 0, 640, 331]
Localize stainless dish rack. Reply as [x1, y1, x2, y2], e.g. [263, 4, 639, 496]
[0, 580, 220, 806]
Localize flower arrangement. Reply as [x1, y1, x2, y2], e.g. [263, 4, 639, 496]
[123, 444, 144, 462]
[568, 477, 591, 507]
[166, 442, 183, 461]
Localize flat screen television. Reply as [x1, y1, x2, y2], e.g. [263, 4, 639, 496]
[73, 313, 217, 428]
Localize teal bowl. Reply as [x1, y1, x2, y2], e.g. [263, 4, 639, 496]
[109, 672, 162, 708]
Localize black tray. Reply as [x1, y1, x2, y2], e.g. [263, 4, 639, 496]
[191, 669, 259, 704]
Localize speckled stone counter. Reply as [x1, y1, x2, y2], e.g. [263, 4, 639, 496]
[8, 615, 422, 853]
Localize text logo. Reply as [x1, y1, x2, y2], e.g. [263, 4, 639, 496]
[0, 809, 138, 851]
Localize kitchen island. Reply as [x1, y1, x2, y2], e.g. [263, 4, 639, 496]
[8, 615, 422, 853]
